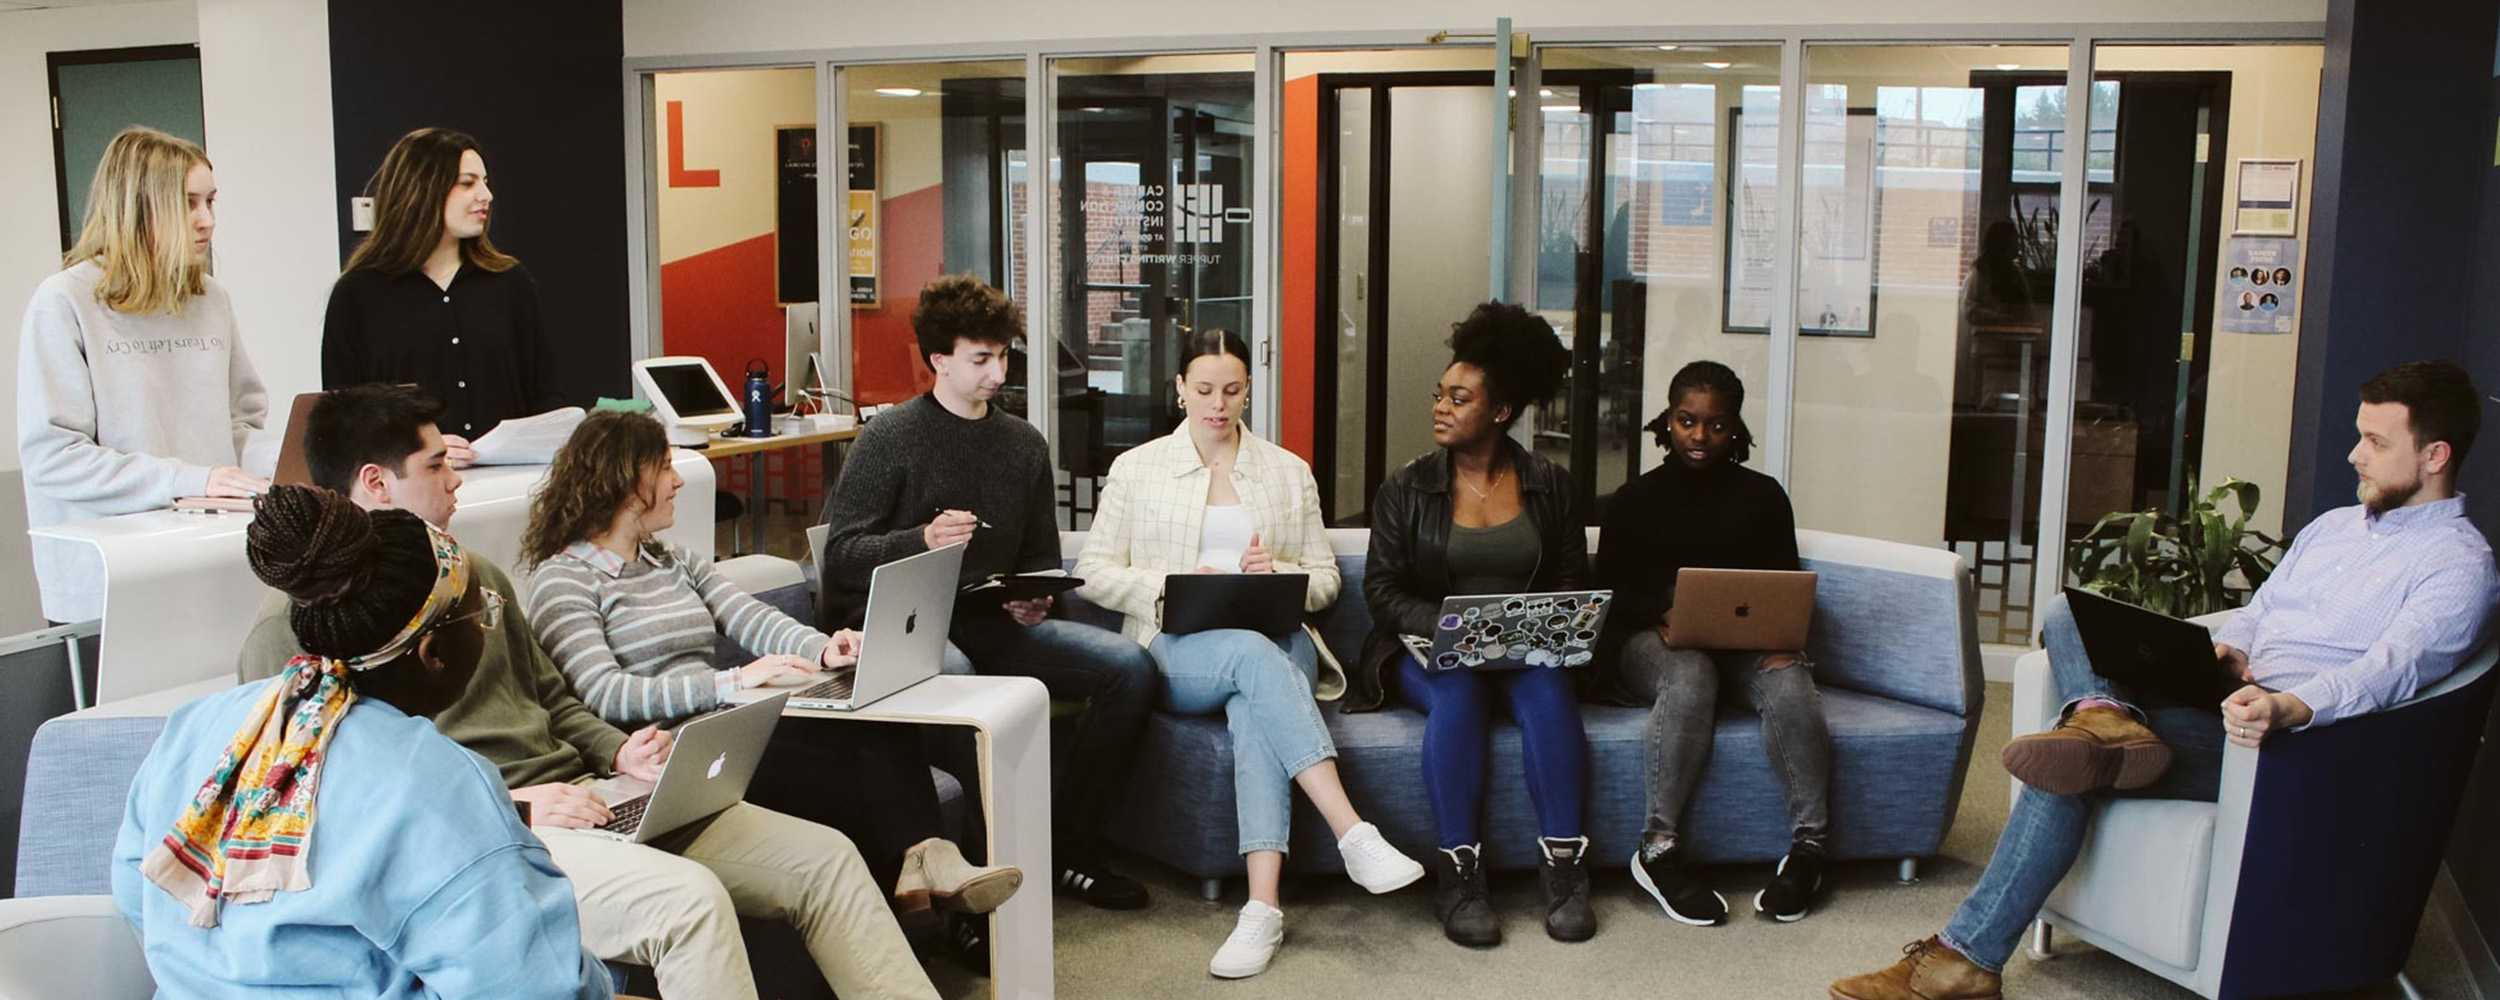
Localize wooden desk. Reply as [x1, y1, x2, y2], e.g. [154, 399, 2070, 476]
[685, 427, 860, 558]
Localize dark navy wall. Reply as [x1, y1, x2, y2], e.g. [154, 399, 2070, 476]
[2448, 13, 2500, 974]
[325, 0, 631, 411]
[2287, 0, 2498, 531]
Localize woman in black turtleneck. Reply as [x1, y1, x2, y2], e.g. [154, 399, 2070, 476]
[1597, 361, 1832, 929]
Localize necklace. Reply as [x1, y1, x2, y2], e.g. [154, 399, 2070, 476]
[1459, 467, 1502, 500]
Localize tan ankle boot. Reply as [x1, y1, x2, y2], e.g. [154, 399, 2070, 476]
[1830, 936, 2003, 1000]
[2000, 704, 2172, 796]
[897, 838, 1024, 916]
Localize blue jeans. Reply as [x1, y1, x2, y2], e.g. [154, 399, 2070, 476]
[1148, 629, 1332, 855]
[941, 615, 1157, 859]
[1396, 658, 1588, 849]
[1940, 593, 2226, 973]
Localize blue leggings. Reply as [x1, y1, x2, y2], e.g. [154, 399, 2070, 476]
[1396, 658, 1588, 849]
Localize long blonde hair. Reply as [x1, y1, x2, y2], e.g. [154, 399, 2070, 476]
[65, 127, 213, 316]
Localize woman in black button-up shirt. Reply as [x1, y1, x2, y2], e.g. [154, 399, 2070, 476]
[325, 127, 563, 442]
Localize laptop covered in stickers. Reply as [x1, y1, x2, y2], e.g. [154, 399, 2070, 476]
[1400, 589, 1614, 671]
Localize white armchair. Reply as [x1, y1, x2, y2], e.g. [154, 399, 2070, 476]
[2010, 615, 2498, 999]
[0, 895, 151, 1000]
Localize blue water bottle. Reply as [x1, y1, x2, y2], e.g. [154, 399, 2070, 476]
[743, 359, 772, 437]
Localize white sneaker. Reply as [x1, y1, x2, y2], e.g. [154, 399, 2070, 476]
[1338, 821, 1426, 894]
[1209, 900, 1285, 979]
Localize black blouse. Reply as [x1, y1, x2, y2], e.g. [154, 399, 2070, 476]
[1593, 458, 1801, 654]
[321, 261, 564, 437]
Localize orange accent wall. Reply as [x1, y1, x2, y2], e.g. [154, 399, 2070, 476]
[658, 232, 778, 391]
[851, 183, 945, 406]
[1280, 74, 1320, 462]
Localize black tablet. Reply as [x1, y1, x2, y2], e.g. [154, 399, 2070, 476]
[1162, 573, 1309, 637]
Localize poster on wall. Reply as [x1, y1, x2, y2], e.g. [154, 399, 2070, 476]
[2232, 158, 2302, 237]
[847, 124, 879, 306]
[1723, 106, 1879, 337]
[2219, 236, 2299, 335]
[773, 124, 882, 307]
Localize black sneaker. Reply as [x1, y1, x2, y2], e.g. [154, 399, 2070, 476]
[945, 912, 991, 977]
[1432, 844, 1501, 947]
[1630, 840, 1727, 926]
[1537, 836, 1597, 942]
[1754, 838, 1827, 922]
[1056, 858, 1149, 910]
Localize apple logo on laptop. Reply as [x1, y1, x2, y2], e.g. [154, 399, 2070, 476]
[1735, 603, 1750, 618]
[904, 610, 919, 635]
[706, 752, 726, 780]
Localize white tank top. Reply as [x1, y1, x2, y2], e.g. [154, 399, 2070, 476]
[1197, 505, 1256, 571]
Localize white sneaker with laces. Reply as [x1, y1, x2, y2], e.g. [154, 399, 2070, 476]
[1209, 900, 1285, 979]
[1338, 821, 1426, 893]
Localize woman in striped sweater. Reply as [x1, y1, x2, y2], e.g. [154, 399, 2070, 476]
[522, 410, 1019, 969]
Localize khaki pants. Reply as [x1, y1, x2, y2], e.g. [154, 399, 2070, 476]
[539, 802, 938, 1000]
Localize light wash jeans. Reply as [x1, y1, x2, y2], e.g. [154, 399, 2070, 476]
[1939, 593, 2226, 973]
[1147, 628, 1333, 855]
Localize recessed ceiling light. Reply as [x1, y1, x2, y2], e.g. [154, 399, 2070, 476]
[1994, 63, 2021, 71]
[1702, 61, 1733, 70]
[874, 87, 925, 97]
[1655, 44, 1681, 51]
[1542, 103, 1579, 112]
[1539, 88, 1555, 97]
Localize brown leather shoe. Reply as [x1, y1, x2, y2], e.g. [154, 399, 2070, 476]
[2000, 704, 2172, 796]
[1830, 936, 2003, 1000]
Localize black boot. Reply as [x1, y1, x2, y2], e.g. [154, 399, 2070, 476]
[1432, 844, 1501, 947]
[1538, 835, 1597, 942]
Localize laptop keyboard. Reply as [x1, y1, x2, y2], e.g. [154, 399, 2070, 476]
[792, 674, 855, 702]
[600, 793, 651, 835]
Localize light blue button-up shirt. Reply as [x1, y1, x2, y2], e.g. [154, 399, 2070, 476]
[2213, 495, 2499, 728]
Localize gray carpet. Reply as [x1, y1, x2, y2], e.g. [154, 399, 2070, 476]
[994, 682, 2478, 999]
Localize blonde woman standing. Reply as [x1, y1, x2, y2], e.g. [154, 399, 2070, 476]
[1074, 330, 1423, 979]
[17, 126, 268, 624]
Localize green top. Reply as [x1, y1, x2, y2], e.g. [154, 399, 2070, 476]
[237, 554, 628, 790]
[1446, 513, 1540, 597]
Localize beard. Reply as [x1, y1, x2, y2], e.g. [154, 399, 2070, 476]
[2356, 472, 2422, 514]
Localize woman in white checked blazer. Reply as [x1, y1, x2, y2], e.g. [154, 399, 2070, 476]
[1075, 331, 1424, 979]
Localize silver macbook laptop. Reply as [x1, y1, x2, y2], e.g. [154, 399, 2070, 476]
[729, 542, 964, 712]
[1401, 589, 1614, 671]
[586, 692, 786, 844]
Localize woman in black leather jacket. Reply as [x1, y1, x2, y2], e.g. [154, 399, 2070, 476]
[1354, 302, 1594, 948]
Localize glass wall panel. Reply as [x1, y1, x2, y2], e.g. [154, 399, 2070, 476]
[1049, 54, 1257, 524]
[842, 61, 1027, 413]
[2061, 45, 2323, 607]
[1788, 45, 2071, 646]
[1536, 45, 1784, 518]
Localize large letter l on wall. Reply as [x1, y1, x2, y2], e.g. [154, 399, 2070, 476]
[668, 100, 720, 188]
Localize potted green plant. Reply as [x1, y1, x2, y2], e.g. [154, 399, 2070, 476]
[2066, 477, 2289, 617]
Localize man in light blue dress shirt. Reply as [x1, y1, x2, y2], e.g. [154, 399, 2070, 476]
[1834, 360, 2500, 1000]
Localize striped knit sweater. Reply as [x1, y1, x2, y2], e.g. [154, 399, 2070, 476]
[526, 539, 830, 727]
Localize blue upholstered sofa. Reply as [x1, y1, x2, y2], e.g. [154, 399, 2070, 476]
[1059, 527, 1984, 896]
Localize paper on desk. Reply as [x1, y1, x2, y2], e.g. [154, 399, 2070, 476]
[469, 407, 587, 465]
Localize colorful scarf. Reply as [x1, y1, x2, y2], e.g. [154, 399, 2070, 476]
[140, 524, 469, 928]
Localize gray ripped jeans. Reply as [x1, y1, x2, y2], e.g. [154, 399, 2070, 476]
[1617, 628, 1832, 846]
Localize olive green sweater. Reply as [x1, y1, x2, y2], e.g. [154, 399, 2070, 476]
[236, 555, 627, 790]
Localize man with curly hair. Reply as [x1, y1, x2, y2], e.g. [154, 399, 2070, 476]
[820, 274, 1157, 910]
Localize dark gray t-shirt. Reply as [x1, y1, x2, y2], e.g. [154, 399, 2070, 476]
[1446, 514, 1540, 596]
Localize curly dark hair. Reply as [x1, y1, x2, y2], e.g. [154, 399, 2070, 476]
[1646, 360, 1754, 463]
[247, 485, 440, 661]
[912, 274, 1022, 370]
[1447, 300, 1569, 426]
[521, 410, 671, 567]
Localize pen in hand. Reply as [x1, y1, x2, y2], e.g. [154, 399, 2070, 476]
[933, 507, 994, 529]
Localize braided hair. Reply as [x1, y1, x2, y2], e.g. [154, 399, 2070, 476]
[246, 485, 439, 661]
[1645, 360, 1754, 464]
[1447, 301, 1570, 428]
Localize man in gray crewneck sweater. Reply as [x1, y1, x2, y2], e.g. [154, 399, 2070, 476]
[821, 275, 1155, 910]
